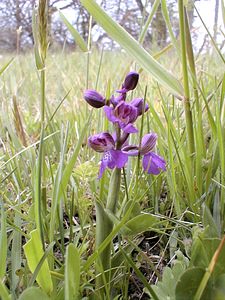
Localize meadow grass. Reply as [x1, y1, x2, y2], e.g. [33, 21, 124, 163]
[0, 45, 224, 299]
[0, 5, 225, 298]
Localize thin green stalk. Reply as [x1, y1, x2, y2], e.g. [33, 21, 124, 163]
[41, 69, 45, 126]
[96, 127, 122, 293]
[178, 0, 195, 155]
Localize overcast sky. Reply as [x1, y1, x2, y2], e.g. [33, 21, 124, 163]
[57, 0, 224, 48]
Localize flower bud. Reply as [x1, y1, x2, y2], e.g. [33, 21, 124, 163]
[84, 90, 105, 108]
[130, 98, 149, 116]
[117, 71, 139, 93]
[140, 133, 157, 155]
[88, 132, 115, 152]
[123, 71, 139, 91]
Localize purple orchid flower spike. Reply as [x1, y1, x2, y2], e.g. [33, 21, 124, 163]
[122, 133, 166, 175]
[104, 101, 138, 133]
[84, 90, 106, 108]
[117, 71, 139, 94]
[88, 132, 128, 178]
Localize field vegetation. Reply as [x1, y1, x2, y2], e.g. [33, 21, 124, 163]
[0, 0, 225, 299]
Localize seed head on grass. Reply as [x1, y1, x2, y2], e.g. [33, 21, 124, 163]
[38, 0, 48, 61]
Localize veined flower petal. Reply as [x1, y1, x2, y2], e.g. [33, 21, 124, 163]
[140, 133, 157, 155]
[142, 152, 166, 175]
[98, 150, 128, 178]
[88, 132, 115, 152]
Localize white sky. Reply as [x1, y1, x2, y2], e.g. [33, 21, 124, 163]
[57, 0, 224, 48]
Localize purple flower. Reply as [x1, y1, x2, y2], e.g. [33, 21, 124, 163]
[122, 133, 166, 175]
[99, 150, 128, 178]
[142, 152, 166, 175]
[84, 90, 105, 108]
[104, 101, 138, 133]
[110, 93, 126, 106]
[88, 132, 128, 178]
[130, 98, 149, 116]
[117, 71, 139, 93]
[88, 132, 115, 152]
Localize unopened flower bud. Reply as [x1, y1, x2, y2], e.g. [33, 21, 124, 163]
[117, 71, 139, 93]
[84, 90, 105, 108]
[88, 132, 115, 152]
[130, 98, 149, 116]
[123, 71, 139, 91]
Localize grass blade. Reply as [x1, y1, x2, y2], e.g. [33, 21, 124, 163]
[59, 10, 88, 52]
[65, 244, 80, 300]
[0, 203, 7, 279]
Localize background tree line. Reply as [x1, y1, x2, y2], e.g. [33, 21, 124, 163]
[0, 0, 220, 52]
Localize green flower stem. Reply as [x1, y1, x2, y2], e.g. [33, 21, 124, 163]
[106, 168, 121, 213]
[178, 0, 195, 155]
[95, 168, 121, 294]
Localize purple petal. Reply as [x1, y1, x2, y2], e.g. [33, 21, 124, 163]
[88, 132, 115, 152]
[130, 98, 148, 116]
[122, 145, 139, 156]
[104, 106, 118, 123]
[99, 159, 108, 179]
[142, 152, 166, 175]
[98, 150, 128, 178]
[122, 123, 138, 133]
[108, 150, 128, 169]
[140, 133, 157, 155]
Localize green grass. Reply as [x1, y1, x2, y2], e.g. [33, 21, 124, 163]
[0, 10, 225, 299]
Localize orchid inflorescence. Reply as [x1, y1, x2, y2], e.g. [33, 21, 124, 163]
[84, 71, 166, 178]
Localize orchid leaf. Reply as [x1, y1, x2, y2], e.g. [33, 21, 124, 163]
[23, 230, 53, 295]
[18, 287, 50, 300]
[65, 244, 80, 300]
[124, 213, 158, 235]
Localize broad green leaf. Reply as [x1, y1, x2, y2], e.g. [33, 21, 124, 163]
[213, 274, 225, 299]
[59, 10, 88, 52]
[81, 0, 183, 97]
[203, 205, 219, 238]
[18, 287, 50, 300]
[175, 267, 212, 300]
[148, 253, 188, 300]
[191, 237, 225, 278]
[0, 204, 7, 279]
[124, 213, 158, 235]
[0, 58, 14, 76]
[23, 230, 53, 295]
[65, 244, 80, 300]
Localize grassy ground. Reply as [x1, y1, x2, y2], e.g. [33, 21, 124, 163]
[0, 45, 225, 299]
